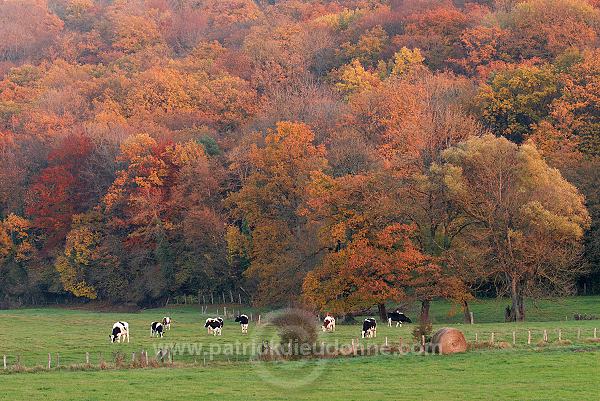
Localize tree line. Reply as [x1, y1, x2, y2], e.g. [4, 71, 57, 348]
[0, 0, 599, 321]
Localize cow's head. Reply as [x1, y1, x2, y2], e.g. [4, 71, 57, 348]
[234, 316, 241, 323]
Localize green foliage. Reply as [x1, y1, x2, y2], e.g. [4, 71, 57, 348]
[477, 64, 561, 142]
[198, 135, 221, 156]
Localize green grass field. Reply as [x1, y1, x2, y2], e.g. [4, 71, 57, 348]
[1, 297, 599, 400]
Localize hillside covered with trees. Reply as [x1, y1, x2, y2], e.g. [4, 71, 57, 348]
[0, 0, 599, 321]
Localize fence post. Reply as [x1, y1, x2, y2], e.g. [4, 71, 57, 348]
[543, 330, 548, 342]
[258, 315, 261, 325]
[48, 353, 51, 369]
[385, 336, 388, 346]
[474, 332, 478, 343]
[421, 335, 425, 353]
[239, 293, 242, 304]
[469, 312, 474, 324]
[528, 330, 531, 345]
[512, 331, 516, 345]
[351, 339, 356, 356]
[86, 352, 90, 365]
[132, 352, 136, 363]
[490, 332, 494, 344]
[595, 328, 597, 339]
[558, 329, 562, 342]
[57, 353, 60, 367]
[3, 355, 6, 370]
[399, 337, 403, 353]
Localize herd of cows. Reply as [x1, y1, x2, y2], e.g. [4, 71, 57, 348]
[108, 311, 412, 343]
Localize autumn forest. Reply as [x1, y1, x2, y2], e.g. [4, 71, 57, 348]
[0, 0, 599, 322]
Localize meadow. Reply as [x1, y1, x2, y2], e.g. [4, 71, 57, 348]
[0, 297, 599, 400]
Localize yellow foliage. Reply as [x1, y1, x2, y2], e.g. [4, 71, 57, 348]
[335, 59, 381, 96]
[391, 47, 425, 76]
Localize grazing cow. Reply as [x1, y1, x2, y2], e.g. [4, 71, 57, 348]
[205, 317, 223, 336]
[162, 317, 172, 330]
[362, 318, 377, 338]
[322, 316, 336, 332]
[110, 321, 130, 343]
[387, 311, 412, 327]
[235, 314, 249, 334]
[150, 321, 164, 338]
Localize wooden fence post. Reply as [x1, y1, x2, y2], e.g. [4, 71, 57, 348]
[558, 329, 562, 342]
[543, 330, 548, 342]
[528, 330, 531, 345]
[57, 353, 60, 367]
[490, 332, 494, 344]
[385, 336, 388, 346]
[132, 352, 136, 363]
[351, 339, 356, 356]
[238, 293, 242, 304]
[258, 315, 261, 325]
[469, 312, 474, 324]
[3, 355, 6, 370]
[512, 331, 516, 345]
[48, 353, 51, 369]
[475, 333, 478, 342]
[594, 328, 597, 339]
[86, 352, 90, 365]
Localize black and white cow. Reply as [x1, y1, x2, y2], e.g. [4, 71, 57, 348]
[234, 314, 249, 334]
[387, 311, 412, 327]
[150, 321, 164, 338]
[361, 318, 377, 338]
[109, 321, 130, 343]
[162, 317, 172, 330]
[205, 317, 223, 336]
[322, 315, 336, 332]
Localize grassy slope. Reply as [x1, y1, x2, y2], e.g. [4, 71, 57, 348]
[1, 349, 599, 401]
[0, 296, 599, 400]
[0, 297, 599, 366]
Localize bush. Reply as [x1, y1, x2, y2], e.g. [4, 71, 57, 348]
[271, 309, 318, 355]
[412, 319, 433, 342]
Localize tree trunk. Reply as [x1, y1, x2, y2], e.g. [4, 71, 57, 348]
[420, 299, 430, 323]
[517, 282, 525, 321]
[510, 277, 525, 321]
[463, 300, 472, 324]
[510, 277, 519, 322]
[377, 303, 387, 322]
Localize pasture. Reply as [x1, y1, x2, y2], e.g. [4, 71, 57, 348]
[1, 297, 599, 400]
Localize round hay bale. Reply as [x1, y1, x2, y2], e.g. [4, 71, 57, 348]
[431, 327, 467, 354]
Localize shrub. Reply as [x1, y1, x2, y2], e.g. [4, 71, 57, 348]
[412, 319, 433, 342]
[271, 309, 318, 356]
